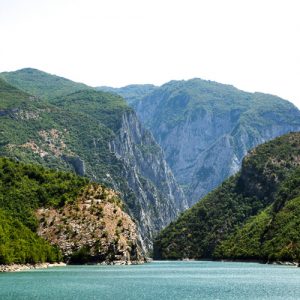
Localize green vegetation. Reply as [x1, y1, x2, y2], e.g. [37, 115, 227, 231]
[0, 209, 61, 264]
[215, 167, 300, 262]
[69, 246, 92, 264]
[0, 78, 35, 109]
[129, 79, 299, 130]
[154, 132, 300, 262]
[0, 157, 88, 229]
[0, 68, 91, 99]
[51, 89, 131, 133]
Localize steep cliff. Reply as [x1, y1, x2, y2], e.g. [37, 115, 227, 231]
[0, 70, 187, 250]
[104, 79, 300, 205]
[108, 111, 188, 247]
[154, 132, 300, 263]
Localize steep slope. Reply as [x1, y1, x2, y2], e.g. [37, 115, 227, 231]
[0, 208, 61, 264]
[0, 77, 40, 109]
[0, 70, 187, 250]
[0, 157, 143, 265]
[51, 89, 188, 247]
[108, 79, 300, 205]
[215, 167, 300, 262]
[154, 132, 300, 263]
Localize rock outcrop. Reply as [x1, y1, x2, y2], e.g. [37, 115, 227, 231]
[62, 156, 85, 176]
[0, 263, 66, 272]
[36, 183, 145, 264]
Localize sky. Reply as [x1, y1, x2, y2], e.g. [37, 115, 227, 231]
[1, 0, 300, 108]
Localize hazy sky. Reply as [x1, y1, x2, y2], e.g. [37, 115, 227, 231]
[1, 0, 300, 108]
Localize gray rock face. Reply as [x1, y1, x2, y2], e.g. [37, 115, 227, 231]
[187, 124, 300, 205]
[0, 108, 19, 117]
[144, 109, 234, 187]
[108, 111, 188, 249]
[63, 156, 85, 176]
[152, 114, 300, 205]
[107, 80, 300, 206]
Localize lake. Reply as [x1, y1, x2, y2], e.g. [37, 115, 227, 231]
[1, 261, 300, 299]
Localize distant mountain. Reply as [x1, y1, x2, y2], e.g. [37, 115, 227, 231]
[97, 84, 157, 105]
[0, 157, 144, 265]
[104, 79, 300, 205]
[153, 132, 300, 263]
[0, 70, 187, 251]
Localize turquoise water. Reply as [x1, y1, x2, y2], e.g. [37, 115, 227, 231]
[1, 261, 300, 299]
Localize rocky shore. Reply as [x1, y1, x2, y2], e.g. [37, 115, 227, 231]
[219, 259, 300, 267]
[0, 259, 150, 272]
[269, 261, 299, 267]
[0, 262, 66, 273]
[96, 258, 149, 266]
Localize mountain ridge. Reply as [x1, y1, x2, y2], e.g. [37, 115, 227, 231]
[99, 79, 300, 205]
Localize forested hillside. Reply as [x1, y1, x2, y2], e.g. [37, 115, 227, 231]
[154, 132, 300, 263]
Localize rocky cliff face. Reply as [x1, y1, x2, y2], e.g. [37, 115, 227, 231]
[187, 119, 300, 206]
[36, 184, 144, 264]
[109, 80, 300, 205]
[108, 111, 188, 248]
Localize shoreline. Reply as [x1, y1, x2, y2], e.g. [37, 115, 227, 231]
[0, 259, 147, 273]
[218, 258, 299, 267]
[268, 261, 299, 267]
[2, 258, 298, 273]
[0, 262, 67, 273]
[155, 258, 300, 267]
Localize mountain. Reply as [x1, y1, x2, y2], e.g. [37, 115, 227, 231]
[153, 132, 300, 263]
[0, 68, 91, 99]
[97, 84, 157, 106]
[0, 69, 187, 251]
[0, 157, 144, 265]
[102, 79, 300, 205]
